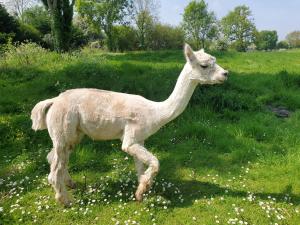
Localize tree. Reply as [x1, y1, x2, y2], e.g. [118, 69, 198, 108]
[255, 30, 278, 50]
[0, 3, 19, 34]
[5, 0, 35, 21]
[133, 0, 157, 49]
[149, 24, 184, 50]
[73, 14, 104, 42]
[113, 25, 137, 51]
[41, 0, 75, 52]
[69, 25, 89, 49]
[182, 0, 217, 49]
[0, 3, 19, 43]
[76, 0, 133, 51]
[286, 31, 300, 48]
[277, 40, 289, 49]
[22, 6, 51, 35]
[18, 22, 42, 43]
[135, 8, 154, 49]
[221, 5, 256, 52]
[0, 4, 43, 45]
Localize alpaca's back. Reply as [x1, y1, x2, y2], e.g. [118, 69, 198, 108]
[41, 88, 157, 143]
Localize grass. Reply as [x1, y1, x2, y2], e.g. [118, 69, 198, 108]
[1, 43, 300, 224]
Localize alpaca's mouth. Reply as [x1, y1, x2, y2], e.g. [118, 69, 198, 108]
[219, 76, 228, 82]
[215, 78, 226, 84]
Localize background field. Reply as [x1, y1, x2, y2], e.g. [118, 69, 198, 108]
[1, 45, 300, 224]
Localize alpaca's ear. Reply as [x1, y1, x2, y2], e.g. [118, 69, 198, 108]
[184, 43, 196, 63]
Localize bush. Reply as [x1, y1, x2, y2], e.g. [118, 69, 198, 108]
[22, 6, 51, 35]
[3, 42, 48, 66]
[0, 32, 14, 45]
[255, 30, 278, 50]
[42, 33, 53, 49]
[70, 25, 89, 49]
[277, 41, 289, 49]
[0, 4, 43, 45]
[17, 23, 42, 43]
[113, 26, 138, 52]
[286, 31, 300, 48]
[215, 39, 229, 51]
[0, 4, 19, 44]
[149, 24, 184, 50]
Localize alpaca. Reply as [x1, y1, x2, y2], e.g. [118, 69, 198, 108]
[31, 44, 228, 206]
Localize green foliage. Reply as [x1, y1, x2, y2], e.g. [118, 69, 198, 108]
[221, 5, 257, 52]
[286, 30, 300, 48]
[255, 30, 278, 50]
[113, 25, 138, 51]
[0, 4, 43, 45]
[0, 3, 19, 44]
[70, 25, 89, 49]
[182, 0, 217, 49]
[41, 0, 75, 52]
[0, 4, 19, 34]
[17, 23, 42, 43]
[277, 40, 289, 49]
[0, 32, 15, 45]
[214, 39, 229, 51]
[22, 6, 51, 35]
[2, 42, 48, 67]
[73, 15, 105, 42]
[149, 24, 184, 50]
[135, 9, 154, 49]
[76, 0, 133, 51]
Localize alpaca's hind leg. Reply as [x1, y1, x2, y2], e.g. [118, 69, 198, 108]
[134, 157, 145, 182]
[48, 144, 72, 206]
[48, 148, 75, 189]
[64, 133, 83, 189]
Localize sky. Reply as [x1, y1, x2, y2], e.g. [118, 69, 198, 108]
[159, 0, 300, 40]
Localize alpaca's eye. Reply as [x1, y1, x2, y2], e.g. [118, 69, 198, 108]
[200, 64, 209, 69]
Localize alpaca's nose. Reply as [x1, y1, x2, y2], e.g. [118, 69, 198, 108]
[223, 71, 229, 77]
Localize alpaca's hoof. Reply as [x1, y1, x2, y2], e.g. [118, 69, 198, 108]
[56, 193, 73, 207]
[135, 182, 148, 202]
[66, 180, 76, 189]
[135, 190, 143, 202]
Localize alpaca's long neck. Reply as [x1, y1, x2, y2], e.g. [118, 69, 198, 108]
[158, 63, 198, 123]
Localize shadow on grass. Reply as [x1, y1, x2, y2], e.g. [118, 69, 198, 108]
[65, 175, 300, 210]
[165, 180, 300, 208]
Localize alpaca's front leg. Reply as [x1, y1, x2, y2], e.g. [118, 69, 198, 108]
[122, 143, 159, 201]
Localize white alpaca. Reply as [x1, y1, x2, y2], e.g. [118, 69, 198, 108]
[31, 44, 228, 206]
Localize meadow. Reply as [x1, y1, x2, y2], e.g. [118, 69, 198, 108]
[0, 43, 300, 225]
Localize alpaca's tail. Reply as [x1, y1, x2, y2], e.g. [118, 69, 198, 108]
[31, 98, 56, 131]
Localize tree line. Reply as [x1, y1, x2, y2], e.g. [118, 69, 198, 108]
[1, 0, 300, 52]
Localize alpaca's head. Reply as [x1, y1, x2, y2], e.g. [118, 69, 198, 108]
[184, 43, 228, 84]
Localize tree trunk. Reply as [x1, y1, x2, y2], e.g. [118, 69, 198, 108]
[201, 38, 205, 49]
[105, 24, 115, 52]
[44, 0, 74, 52]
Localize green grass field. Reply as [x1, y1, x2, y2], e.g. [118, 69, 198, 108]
[1, 44, 300, 225]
